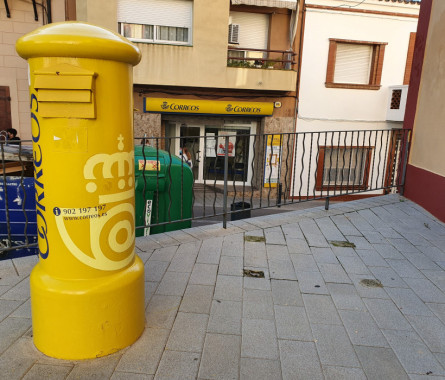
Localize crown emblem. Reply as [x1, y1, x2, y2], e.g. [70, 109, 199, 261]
[84, 134, 134, 204]
[161, 101, 169, 110]
[226, 104, 233, 112]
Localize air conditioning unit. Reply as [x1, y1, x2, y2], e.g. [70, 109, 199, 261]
[228, 24, 240, 44]
[386, 85, 408, 122]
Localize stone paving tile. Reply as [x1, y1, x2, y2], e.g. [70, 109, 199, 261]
[0, 299, 23, 322]
[66, 353, 121, 380]
[240, 358, 282, 380]
[327, 283, 366, 311]
[403, 251, 443, 271]
[197, 237, 223, 265]
[243, 288, 274, 320]
[268, 259, 297, 280]
[270, 279, 303, 307]
[207, 300, 242, 335]
[382, 329, 445, 376]
[168, 252, 197, 273]
[310, 323, 360, 368]
[322, 366, 367, 380]
[355, 248, 389, 267]
[363, 298, 412, 330]
[311, 247, 339, 264]
[403, 278, 445, 303]
[154, 350, 200, 380]
[281, 223, 305, 241]
[344, 235, 374, 250]
[243, 276, 271, 290]
[116, 328, 170, 375]
[303, 294, 342, 325]
[330, 215, 362, 236]
[218, 256, 243, 276]
[145, 261, 169, 282]
[296, 271, 329, 295]
[0, 337, 39, 380]
[189, 263, 218, 286]
[179, 284, 214, 314]
[135, 237, 162, 251]
[387, 259, 426, 279]
[275, 305, 313, 341]
[214, 275, 243, 302]
[299, 219, 330, 248]
[368, 266, 408, 288]
[266, 244, 290, 261]
[112, 372, 153, 380]
[286, 238, 311, 254]
[198, 333, 241, 380]
[241, 318, 279, 360]
[264, 227, 286, 245]
[244, 243, 268, 268]
[155, 271, 190, 296]
[22, 363, 72, 380]
[290, 254, 319, 272]
[318, 263, 352, 284]
[315, 217, 345, 242]
[348, 273, 391, 299]
[354, 345, 409, 380]
[386, 287, 434, 317]
[164, 229, 198, 244]
[331, 246, 356, 258]
[146, 295, 182, 329]
[221, 233, 244, 257]
[406, 315, 445, 353]
[339, 309, 389, 347]
[373, 243, 406, 260]
[166, 312, 208, 353]
[337, 255, 370, 275]
[279, 340, 323, 380]
[149, 246, 179, 262]
[0, 277, 30, 301]
[0, 317, 32, 355]
[427, 303, 445, 325]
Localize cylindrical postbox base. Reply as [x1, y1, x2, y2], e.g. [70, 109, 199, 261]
[30, 256, 145, 360]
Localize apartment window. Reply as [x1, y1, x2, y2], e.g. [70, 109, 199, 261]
[325, 39, 387, 90]
[117, 0, 192, 45]
[403, 32, 416, 85]
[316, 147, 373, 191]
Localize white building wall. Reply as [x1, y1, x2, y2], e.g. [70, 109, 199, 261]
[290, 2, 418, 197]
[297, 8, 418, 129]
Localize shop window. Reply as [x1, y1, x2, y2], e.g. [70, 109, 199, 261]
[117, 0, 192, 45]
[325, 39, 387, 90]
[316, 147, 373, 191]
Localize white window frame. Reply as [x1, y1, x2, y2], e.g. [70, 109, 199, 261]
[118, 22, 191, 45]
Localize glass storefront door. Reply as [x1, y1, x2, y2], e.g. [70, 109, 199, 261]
[172, 121, 256, 185]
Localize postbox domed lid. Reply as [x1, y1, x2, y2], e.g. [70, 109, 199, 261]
[16, 22, 141, 66]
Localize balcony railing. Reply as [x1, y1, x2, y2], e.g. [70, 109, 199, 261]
[227, 47, 297, 70]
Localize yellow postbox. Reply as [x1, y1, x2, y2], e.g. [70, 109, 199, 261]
[16, 22, 145, 360]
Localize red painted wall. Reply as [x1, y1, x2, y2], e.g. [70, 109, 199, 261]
[403, 0, 445, 223]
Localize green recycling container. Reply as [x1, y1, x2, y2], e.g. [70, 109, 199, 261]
[134, 145, 193, 236]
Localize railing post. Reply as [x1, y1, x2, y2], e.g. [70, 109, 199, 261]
[325, 197, 330, 210]
[400, 130, 411, 196]
[277, 182, 282, 208]
[223, 135, 229, 228]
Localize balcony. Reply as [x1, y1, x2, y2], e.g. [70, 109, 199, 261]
[227, 47, 296, 70]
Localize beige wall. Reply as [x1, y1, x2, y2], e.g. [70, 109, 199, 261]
[75, 0, 117, 31]
[0, 1, 65, 140]
[408, 0, 445, 177]
[132, 0, 297, 92]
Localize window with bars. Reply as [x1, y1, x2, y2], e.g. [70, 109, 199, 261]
[326, 39, 387, 90]
[316, 147, 373, 191]
[119, 23, 189, 43]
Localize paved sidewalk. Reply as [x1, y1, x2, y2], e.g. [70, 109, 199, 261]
[1, 194, 445, 379]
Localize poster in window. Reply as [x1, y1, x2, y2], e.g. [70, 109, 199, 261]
[217, 131, 236, 157]
[205, 133, 216, 158]
[263, 135, 282, 188]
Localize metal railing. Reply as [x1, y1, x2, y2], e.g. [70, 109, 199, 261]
[227, 47, 297, 70]
[0, 128, 410, 255]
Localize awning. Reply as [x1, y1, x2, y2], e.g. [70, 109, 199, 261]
[231, 0, 298, 10]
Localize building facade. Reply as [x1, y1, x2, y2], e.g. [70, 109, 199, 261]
[0, 1, 67, 140]
[291, 0, 419, 198]
[72, 0, 302, 190]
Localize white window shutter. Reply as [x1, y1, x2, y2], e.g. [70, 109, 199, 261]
[229, 11, 269, 50]
[334, 43, 373, 85]
[118, 0, 192, 29]
[228, 24, 240, 44]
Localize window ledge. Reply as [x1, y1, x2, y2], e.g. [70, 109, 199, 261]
[325, 83, 381, 90]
